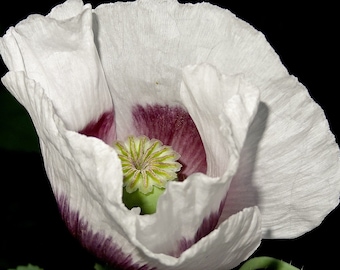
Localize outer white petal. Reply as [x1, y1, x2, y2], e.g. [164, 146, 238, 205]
[222, 76, 340, 238]
[139, 206, 262, 270]
[174, 206, 261, 270]
[129, 63, 261, 265]
[1, 71, 150, 269]
[94, 0, 340, 238]
[3, 2, 339, 269]
[93, 0, 286, 138]
[2, 1, 263, 268]
[2, 71, 261, 269]
[0, 1, 112, 132]
[47, 0, 84, 20]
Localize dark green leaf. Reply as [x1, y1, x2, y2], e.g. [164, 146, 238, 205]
[8, 264, 43, 270]
[94, 263, 115, 270]
[239, 257, 300, 270]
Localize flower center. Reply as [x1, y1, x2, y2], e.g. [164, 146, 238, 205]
[114, 136, 181, 214]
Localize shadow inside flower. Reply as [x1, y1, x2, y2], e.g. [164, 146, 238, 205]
[219, 101, 269, 225]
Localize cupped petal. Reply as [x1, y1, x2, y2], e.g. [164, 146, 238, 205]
[174, 206, 261, 270]
[180, 64, 260, 177]
[0, 1, 113, 133]
[221, 75, 340, 238]
[93, 0, 184, 139]
[93, 0, 286, 138]
[2, 70, 261, 269]
[136, 206, 262, 270]
[3, 3, 338, 270]
[1, 71, 151, 269]
[129, 64, 260, 259]
[93, 0, 339, 239]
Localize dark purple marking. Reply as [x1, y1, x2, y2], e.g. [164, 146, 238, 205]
[132, 105, 207, 180]
[57, 194, 155, 270]
[79, 110, 116, 145]
[172, 196, 227, 257]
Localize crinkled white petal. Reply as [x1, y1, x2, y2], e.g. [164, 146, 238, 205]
[1, 71, 147, 267]
[137, 206, 262, 269]
[2, 1, 339, 268]
[175, 206, 261, 270]
[2, 71, 261, 269]
[0, 1, 112, 131]
[180, 64, 260, 176]
[221, 76, 340, 238]
[129, 63, 259, 256]
[94, 0, 340, 238]
[93, 0, 286, 139]
[47, 0, 85, 20]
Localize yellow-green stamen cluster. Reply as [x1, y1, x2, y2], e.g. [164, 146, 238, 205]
[114, 136, 181, 214]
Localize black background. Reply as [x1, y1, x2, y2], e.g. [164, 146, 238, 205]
[0, 1, 339, 269]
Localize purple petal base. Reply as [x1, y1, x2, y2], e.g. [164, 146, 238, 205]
[133, 104, 207, 180]
[57, 194, 154, 270]
[173, 196, 227, 257]
[79, 110, 116, 144]
[75, 104, 218, 261]
[132, 105, 228, 257]
[78, 105, 206, 181]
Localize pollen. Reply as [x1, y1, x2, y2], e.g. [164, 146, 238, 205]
[114, 136, 182, 214]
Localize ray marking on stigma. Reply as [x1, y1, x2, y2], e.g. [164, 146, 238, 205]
[114, 135, 182, 214]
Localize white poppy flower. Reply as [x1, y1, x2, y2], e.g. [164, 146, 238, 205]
[1, 0, 339, 269]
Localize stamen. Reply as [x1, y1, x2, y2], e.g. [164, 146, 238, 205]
[114, 136, 181, 214]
